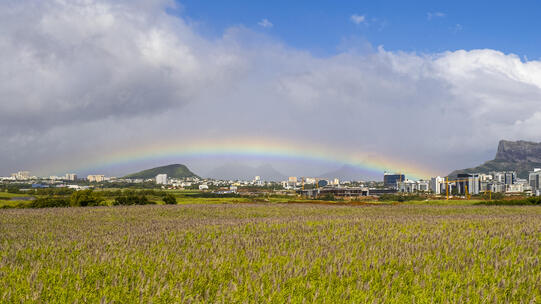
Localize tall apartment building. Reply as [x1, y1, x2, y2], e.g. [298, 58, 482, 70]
[457, 173, 480, 195]
[491, 171, 516, 185]
[529, 169, 541, 195]
[156, 174, 168, 185]
[65, 173, 77, 181]
[429, 176, 445, 194]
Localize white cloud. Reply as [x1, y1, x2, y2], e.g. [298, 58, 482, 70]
[258, 18, 273, 28]
[350, 14, 366, 25]
[452, 23, 463, 33]
[427, 12, 446, 20]
[1, 0, 541, 177]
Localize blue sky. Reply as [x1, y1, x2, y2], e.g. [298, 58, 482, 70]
[176, 0, 541, 59]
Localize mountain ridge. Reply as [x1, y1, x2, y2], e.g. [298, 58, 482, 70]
[449, 140, 541, 179]
[124, 164, 198, 179]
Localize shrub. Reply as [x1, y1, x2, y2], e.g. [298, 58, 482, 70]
[114, 192, 153, 205]
[379, 194, 425, 202]
[162, 194, 177, 205]
[70, 190, 104, 207]
[30, 197, 70, 208]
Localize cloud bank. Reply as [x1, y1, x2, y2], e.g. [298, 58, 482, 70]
[1, 0, 541, 178]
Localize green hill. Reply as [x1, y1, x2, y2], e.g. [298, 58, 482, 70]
[124, 164, 198, 179]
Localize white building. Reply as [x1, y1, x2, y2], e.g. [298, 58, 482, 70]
[491, 171, 516, 185]
[87, 175, 105, 182]
[429, 176, 445, 194]
[506, 183, 524, 193]
[489, 182, 506, 193]
[156, 174, 168, 185]
[253, 176, 263, 186]
[305, 178, 316, 184]
[199, 184, 209, 190]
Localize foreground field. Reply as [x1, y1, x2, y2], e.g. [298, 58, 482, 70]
[1, 204, 540, 303]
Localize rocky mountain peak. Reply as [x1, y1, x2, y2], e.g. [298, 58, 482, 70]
[495, 140, 541, 163]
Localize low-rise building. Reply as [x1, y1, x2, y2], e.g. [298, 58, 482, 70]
[298, 186, 368, 198]
[506, 183, 524, 193]
[87, 175, 105, 182]
[397, 179, 430, 193]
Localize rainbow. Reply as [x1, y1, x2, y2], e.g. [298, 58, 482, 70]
[52, 137, 437, 179]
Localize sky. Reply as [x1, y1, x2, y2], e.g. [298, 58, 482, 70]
[1, 0, 541, 180]
[177, 0, 541, 59]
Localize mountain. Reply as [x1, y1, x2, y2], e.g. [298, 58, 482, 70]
[124, 164, 198, 179]
[319, 165, 377, 181]
[206, 163, 286, 181]
[449, 140, 541, 179]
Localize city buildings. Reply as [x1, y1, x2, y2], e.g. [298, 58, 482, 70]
[11, 171, 30, 180]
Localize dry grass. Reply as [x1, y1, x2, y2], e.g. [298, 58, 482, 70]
[1, 204, 540, 303]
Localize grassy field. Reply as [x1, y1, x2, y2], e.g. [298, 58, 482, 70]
[0, 192, 32, 200]
[1, 204, 539, 303]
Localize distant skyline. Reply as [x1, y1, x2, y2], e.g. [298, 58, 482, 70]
[1, 0, 541, 179]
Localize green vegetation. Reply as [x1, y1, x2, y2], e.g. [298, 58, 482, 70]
[476, 196, 541, 205]
[379, 193, 426, 202]
[123, 163, 198, 179]
[162, 193, 177, 205]
[69, 190, 104, 207]
[0, 204, 539, 303]
[29, 197, 69, 208]
[113, 191, 153, 205]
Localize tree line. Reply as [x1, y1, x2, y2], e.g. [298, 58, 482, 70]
[20, 190, 177, 208]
